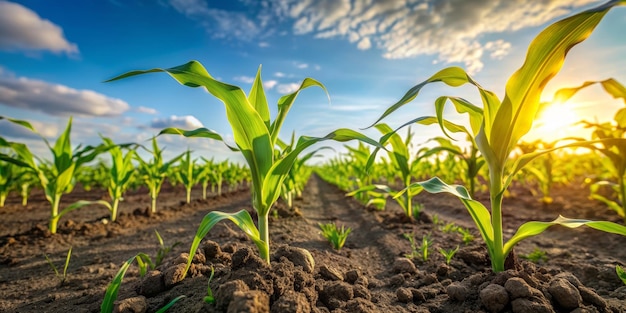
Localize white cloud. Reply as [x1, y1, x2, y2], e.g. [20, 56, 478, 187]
[150, 115, 204, 129]
[233, 75, 255, 84]
[277, 83, 300, 94]
[294, 62, 308, 69]
[357, 37, 371, 50]
[263, 80, 278, 90]
[166, 0, 596, 74]
[278, 0, 597, 73]
[0, 74, 129, 117]
[136, 106, 158, 114]
[259, 41, 270, 48]
[0, 1, 78, 54]
[274, 72, 286, 77]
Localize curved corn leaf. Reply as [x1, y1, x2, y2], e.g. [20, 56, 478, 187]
[183, 210, 264, 279]
[249, 66, 270, 129]
[403, 177, 495, 257]
[434, 96, 483, 137]
[0, 116, 35, 131]
[159, 127, 239, 152]
[374, 123, 410, 178]
[155, 295, 186, 313]
[367, 67, 498, 130]
[492, 0, 625, 166]
[270, 77, 329, 146]
[107, 61, 272, 206]
[101, 256, 134, 313]
[58, 200, 112, 221]
[503, 215, 626, 256]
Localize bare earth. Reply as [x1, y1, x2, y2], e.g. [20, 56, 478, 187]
[1, 175, 625, 313]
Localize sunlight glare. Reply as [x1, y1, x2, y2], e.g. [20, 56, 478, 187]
[534, 103, 580, 133]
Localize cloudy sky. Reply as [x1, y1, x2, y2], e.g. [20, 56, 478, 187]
[1, 0, 625, 162]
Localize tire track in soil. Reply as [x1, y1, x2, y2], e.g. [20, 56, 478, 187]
[282, 174, 406, 279]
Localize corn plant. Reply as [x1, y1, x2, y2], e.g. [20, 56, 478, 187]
[135, 137, 183, 214]
[107, 62, 382, 276]
[319, 222, 352, 250]
[439, 246, 459, 265]
[16, 167, 37, 206]
[429, 135, 484, 198]
[44, 247, 72, 285]
[176, 149, 199, 203]
[203, 266, 216, 304]
[372, 1, 626, 272]
[0, 118, 111, 233]
[101, 137, 136, 221]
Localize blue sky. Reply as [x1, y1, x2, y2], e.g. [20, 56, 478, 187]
[0, 0, 625, 162]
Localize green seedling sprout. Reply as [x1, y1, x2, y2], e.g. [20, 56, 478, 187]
[419, 234, 433, 262]
[441, 222, 459, 233]
[44, 247, 72, 285]
[101, 136, 136, 222]
[107, 62, 383, 278]
[203, 266, 216, 304]
[439, 245, 459, 265]
[319, 222, 352, 250]
[616, 265, 626, 285]
[371, 0, 626, 272]
[520, 247, 548, 264]
[154, 229, 181, 267]
[457, 227, 475, 245]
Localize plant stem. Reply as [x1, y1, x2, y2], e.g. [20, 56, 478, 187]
[490, 166, 505, 272]
[202, 182, 208, 200]
[111, 197, 120, 222]
[186, 186, 191, 203]
[258, 211, 271, 263]
[50, 194, 61, 234]
[620, 174, 626, 224]
[0, 194, 5, 207]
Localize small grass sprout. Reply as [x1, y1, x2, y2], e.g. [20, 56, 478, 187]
[521, 247, 548, 264]
[441, 222, 459, 233]
[203, 266, 216, 304]
[44, 246, 72, 285]
[319, 222, 352, 250]
[617, 265, 626, 285]
[439, 245, 459, 265]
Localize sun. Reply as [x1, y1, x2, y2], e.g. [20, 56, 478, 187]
[530, 102, 584, 141]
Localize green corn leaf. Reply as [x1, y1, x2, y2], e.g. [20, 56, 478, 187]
[375, 123, 411, 179]
[158, 127, 239, 151]
[155, 295, 186, 313]
[58, 200, 112, 221]
[249, 66, 270, 129]
[101, 256, 134, 313]
[504, 215, 626, 256]
[404, 177, 494, 255]
[434, 96, 483, 137]
[55, 163, 76, 195]
[491, 0, 625, 166]
[0, 116, 36, 131]
[270, 77, 329, 146]
[183, 210, 264, 279]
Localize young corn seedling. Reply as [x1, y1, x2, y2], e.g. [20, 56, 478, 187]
[372, 0, 626, 272]
[419, 234, 433, 262]
[617, 265, 626, 285]
[176, 149, 199, 203]
[319, 222, 352, 250]
[154, 229, 181, 267]
[0, 160, 15, 207]
[438, 246, 459, 265]
[107, 61, 383, 276]
[349, 125, 433, 218]
[101, 136, 136, 222]
[520, 247, 548, 264]
[136, 137, 183, 214]
[0, 117, 111, 233]
[101, 254, 185, 313]
[203, 266, 216, 304]
[44, 247, 72, 285]
[457, 227, 475, 245]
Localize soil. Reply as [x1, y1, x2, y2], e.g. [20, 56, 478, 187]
[1, 175, 625, 313]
